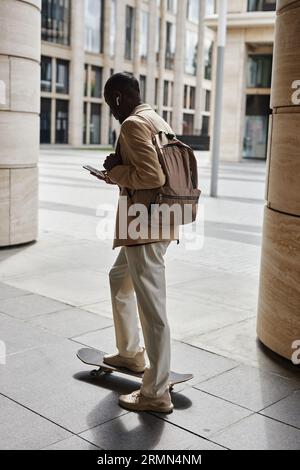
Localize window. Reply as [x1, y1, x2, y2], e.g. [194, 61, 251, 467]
[90, 66, 102, 98]
[41, 0, 70, 45]
[40, 98, 51, 143]
[41, 56, 52, 92]
[204, 90, 211, 111]
[247, 0, 276, 11]
[243, 95, 271, 159]
[56, 60, 69, 94]
[204, 39, 213, 80]
[140, 11, 149, 62]
[84, 64, 88, 96]
[140, 75, 147, 102]
[90, 103, 101, 144]
[167, 0, 177, 14]
[155, 78, 159, 105]
[187, 0, 199, 22]
[247, 55, 272, 88]
[185, 30, 198, 75]
[165, 22, 176, 70]
[56, 100, 69, 144]
[183, 114, 194, 135]
[201, 116, 210, 135]
[206, 0, 215, 15]
[163, 80, 169, 107]
[110, 0, 116, 57]
[125, 6, 135, 60]
[183, 85, 188, 108]
[85, 0, 104, 54]
[190, 86, 196, 109]
[83, 102, 87, 144]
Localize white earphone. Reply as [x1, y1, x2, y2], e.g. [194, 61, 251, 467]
[116, 97, 120, 106]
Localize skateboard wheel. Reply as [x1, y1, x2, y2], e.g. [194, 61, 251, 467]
[90, 369, 103, 377]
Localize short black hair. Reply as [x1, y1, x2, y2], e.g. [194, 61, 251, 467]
[104, 73, 140, 98]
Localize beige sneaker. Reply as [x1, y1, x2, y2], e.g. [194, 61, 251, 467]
[103, 347, 147, 373]
[119, 389, 174, 413]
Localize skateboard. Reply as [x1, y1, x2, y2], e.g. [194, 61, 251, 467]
[77, 348, 193, 391]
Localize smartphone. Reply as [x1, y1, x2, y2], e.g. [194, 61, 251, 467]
[83, 165, 106, 180]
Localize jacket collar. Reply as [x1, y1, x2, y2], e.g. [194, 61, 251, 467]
[130, 103, 152, 116]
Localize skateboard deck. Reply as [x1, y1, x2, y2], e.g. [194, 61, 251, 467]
[77, 348, 193, 389]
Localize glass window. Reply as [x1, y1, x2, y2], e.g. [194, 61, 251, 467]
[165, 22, 176, 70]
[85, 0, 104, 53]
[204, 89, 211, 111]
[84, 64, 88, 96]
[204, 39, 213, 80]
[83, 102, 87, 144]
[185, 30, 198, 75]
[247, 0, 276, 11]
[41, 0, 70, 46]
[201, 115, 209, 135]
[110, 0, 116, 58]
[163, 80, 169, 106]
[90, 103, 101, 144]
[206, 0, 215, 15]
[140, 11, 149, 62]
[183, 85, 188, 108]
[247, 55, 273, 88]
[40, 98, 51, 143]
[187, 0, 199, 22]
[56, 60, 69, 94]
[140, 75, 147, 102]
[125, 6, 135, 60]
[243, 94, 270, 159]
[155, 78, 158, 105]
[56, 100, 69, 144]
[183, 114, 194, 135]
[190, 86, 196, 109]
[90, 66, 102, 98]
[41, 56, 52, 92]
[167, 0, 177, 14]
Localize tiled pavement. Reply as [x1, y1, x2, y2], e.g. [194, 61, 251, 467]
[0, 149, 299, 450]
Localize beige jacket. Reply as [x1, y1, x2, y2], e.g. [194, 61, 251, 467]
[108, 104, 179, 249]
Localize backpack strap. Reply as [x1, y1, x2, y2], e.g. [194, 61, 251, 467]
[135, 113, 176, 147]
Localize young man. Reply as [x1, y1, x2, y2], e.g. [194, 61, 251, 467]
[101, 73, 179, 413]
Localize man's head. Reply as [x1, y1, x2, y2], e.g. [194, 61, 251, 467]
[104, 73, 142, 124]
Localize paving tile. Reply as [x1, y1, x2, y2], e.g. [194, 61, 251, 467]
[0, 395, 70, 450]
[43, 435, 99, 450]
[4, 268, 110, 306]
[0, 340, 132, 434]
[195, 365, 299, 412]
[0, 282, 30, 300]
[189, 317, 300, 382]
[261, 390, 300, 429]
[153, 387, 251, 438]
[0, 294, 70, 319]
[80, 300, 112, 319]
[0, 313, 62, 356]
[28, 307, 113, 338]
[80, 412, 224, 450]
[212, 413, 300, 450]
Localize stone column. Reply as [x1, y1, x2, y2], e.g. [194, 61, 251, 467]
[69, 0, 85, 146]
[146, 0, 158, 106]
[257, 0, 300, 361]
[0, 0, 41, 246]
[101, 0, 112, 145]
[133, 0, 142, 77]
[172, 0, 187, 134]
[194, 0, 206, 134]
[114, 0, 126, 73]
[157, 0, 167, 116]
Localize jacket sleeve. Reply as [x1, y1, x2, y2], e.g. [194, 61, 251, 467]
[108, 119, 166, 190]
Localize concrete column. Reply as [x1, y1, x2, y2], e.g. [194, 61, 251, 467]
[101, 0, 112, 145]
[257, 0, 300, 361]
[69, 0, 85, 146]
[146, 0, 158, 106]
[0, 0, 41, 246]
[133, 0, 142, 77]
[194, 0, 206, 134]
[157, 0, 167, 116]
[172, 0, 187, 134]
[114, 0, 126, 73]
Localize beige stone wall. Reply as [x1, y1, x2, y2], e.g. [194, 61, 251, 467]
[0, 0, 41, 246]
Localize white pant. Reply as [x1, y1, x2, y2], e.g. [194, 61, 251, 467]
[109, 241, 171, 398]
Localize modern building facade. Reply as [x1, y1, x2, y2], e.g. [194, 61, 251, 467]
[40, 0, 215, 147]
[206, 0, 276, 162]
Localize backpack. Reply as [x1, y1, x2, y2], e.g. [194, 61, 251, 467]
[137, 114, 201, 226]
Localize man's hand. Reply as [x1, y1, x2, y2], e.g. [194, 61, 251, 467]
[103, 153, 122, 172]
